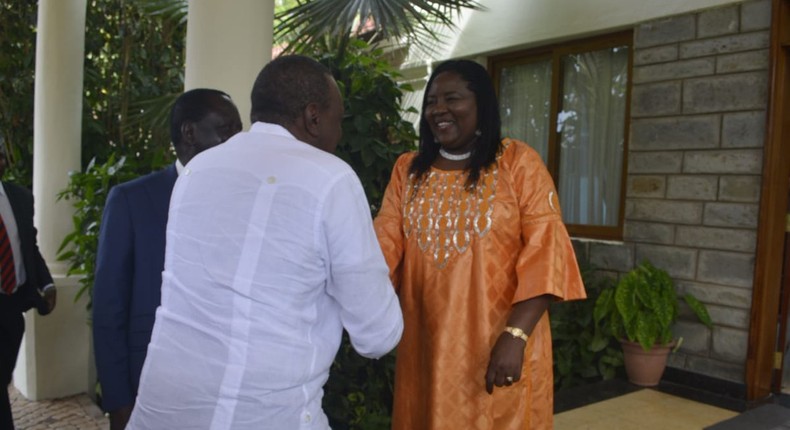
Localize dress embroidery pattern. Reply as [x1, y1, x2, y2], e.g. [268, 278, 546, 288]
[402, 166, 498, 268]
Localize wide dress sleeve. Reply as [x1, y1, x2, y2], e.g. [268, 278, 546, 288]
[505, 139, 586, 304]
[372, 153, 413, 293]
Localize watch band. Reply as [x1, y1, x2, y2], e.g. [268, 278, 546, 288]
[504, 326, 529, 342]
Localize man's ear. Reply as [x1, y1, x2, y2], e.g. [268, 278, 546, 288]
[303, 102, 321, 138]
[181, 121, 196, 146]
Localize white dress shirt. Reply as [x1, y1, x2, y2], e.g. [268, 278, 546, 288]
[129, 122, 403, 430]
[0, 182, 25, 293]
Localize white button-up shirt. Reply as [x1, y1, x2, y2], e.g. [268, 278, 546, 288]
[129, 123, 403, 430]
[0, 182, 25, 293]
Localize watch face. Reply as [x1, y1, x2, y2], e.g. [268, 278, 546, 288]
[505, 326, 527, 341]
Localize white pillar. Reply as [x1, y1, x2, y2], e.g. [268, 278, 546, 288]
[15, 0, 88, 401]
[185, 0, 275, 128]
[32, 0, 85, 274]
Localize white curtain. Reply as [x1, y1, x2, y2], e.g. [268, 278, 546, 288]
[499, 59, 552, 163]
[557, 46, 628, 226]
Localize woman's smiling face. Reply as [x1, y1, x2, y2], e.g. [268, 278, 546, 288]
[424, 71, 479, 154]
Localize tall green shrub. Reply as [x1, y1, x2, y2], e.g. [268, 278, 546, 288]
[315, 38, 417, 212]
[308, 39, 416, 430]
[81, 0, 185, 169]
[0, 1, 38, 185]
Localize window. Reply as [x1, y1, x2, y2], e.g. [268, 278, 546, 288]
[491, 31, 632, 240]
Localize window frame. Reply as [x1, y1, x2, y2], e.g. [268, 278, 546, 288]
[489, 30, 633, 240]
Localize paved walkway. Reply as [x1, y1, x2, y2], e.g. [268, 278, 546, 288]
[9, 384, 108, 430]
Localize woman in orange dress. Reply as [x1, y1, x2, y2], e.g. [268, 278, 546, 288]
[374, 59, 586, 429]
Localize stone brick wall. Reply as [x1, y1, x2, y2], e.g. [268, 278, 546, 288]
[580, 0, 772, 383]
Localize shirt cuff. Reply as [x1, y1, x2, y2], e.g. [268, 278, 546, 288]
[41, 284, 56, 292]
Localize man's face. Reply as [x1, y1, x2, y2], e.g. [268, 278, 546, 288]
[315, 76, 344, 153]
[191, 96, 243, 155]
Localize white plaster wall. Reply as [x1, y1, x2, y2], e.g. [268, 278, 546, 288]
[400, 0, 743, 133]
[441, 0, 742, 60]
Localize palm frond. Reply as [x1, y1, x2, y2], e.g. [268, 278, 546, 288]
[122, 93, 180, 140]
[137, 0, 188, 26]
[275, 0, 484, 54]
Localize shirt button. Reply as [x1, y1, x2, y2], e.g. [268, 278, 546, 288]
[267, 176, 276, 184]
[304, 412, 312, 423]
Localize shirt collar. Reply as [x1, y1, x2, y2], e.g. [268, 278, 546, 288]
[175, 159, 185, 175]
[250, 122, 297, 140]
[0, 182, 6, 197]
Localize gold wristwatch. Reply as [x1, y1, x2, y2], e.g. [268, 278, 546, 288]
[504, 326, 528, 342]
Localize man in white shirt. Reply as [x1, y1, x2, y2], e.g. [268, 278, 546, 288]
[128, 55, 403, 430]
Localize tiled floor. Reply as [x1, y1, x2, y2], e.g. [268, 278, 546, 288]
[9, 384, 108, 430]
[10, 378, 790, 429]
[555, 388, 739, 429]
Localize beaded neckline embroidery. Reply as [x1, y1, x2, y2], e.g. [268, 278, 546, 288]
[402, 166, 497, 269]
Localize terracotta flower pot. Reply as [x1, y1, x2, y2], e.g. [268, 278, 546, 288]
[620, 339, 676, 387]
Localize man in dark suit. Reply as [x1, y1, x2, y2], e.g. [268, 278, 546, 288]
[92, 88, 242, 430]
[0, 150, 56, 430]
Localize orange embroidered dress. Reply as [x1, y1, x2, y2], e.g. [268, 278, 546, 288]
[374, 139, 586, 430]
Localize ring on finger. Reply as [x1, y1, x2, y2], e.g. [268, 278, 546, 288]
[506, 376, 514, 382]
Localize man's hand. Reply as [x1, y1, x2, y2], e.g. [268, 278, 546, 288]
[43, 287, 56, 313]
[109, 404, 134, 430]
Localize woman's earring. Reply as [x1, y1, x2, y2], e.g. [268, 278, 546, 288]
[475, 129, 482, 137]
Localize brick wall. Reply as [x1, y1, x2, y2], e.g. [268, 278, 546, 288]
[580, 0, 772, 383]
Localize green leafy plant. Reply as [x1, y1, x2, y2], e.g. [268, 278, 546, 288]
[593, 260, 713, 351]
[56, 155, 140, 311]
[551, 262, 623, 390]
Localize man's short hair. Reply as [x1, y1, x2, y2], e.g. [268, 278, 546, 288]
[170, 88, 232, 146]
[250, 55, 333, 125]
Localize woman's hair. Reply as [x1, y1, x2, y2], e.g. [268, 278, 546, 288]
[409, 59, 502, 188]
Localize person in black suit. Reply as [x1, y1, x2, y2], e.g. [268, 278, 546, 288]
[0, 149, 56, 430]
[92, 89, 242, 430]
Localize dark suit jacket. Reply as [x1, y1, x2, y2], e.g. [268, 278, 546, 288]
[92, 165, 177, 412]
[2, 182, 54, 314]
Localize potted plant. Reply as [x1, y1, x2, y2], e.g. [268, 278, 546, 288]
[593, 260, 713, 386]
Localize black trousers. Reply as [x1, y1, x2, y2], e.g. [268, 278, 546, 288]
[0, 293, 25, 430]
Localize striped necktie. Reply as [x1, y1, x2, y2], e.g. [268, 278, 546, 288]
[0, 214, 17, 294]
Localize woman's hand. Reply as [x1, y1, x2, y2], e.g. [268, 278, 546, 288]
[484, 294, 553, 394]
[485, 333, 526, 394]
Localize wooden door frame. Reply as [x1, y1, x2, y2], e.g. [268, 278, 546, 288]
[746, 0, 790, 401]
